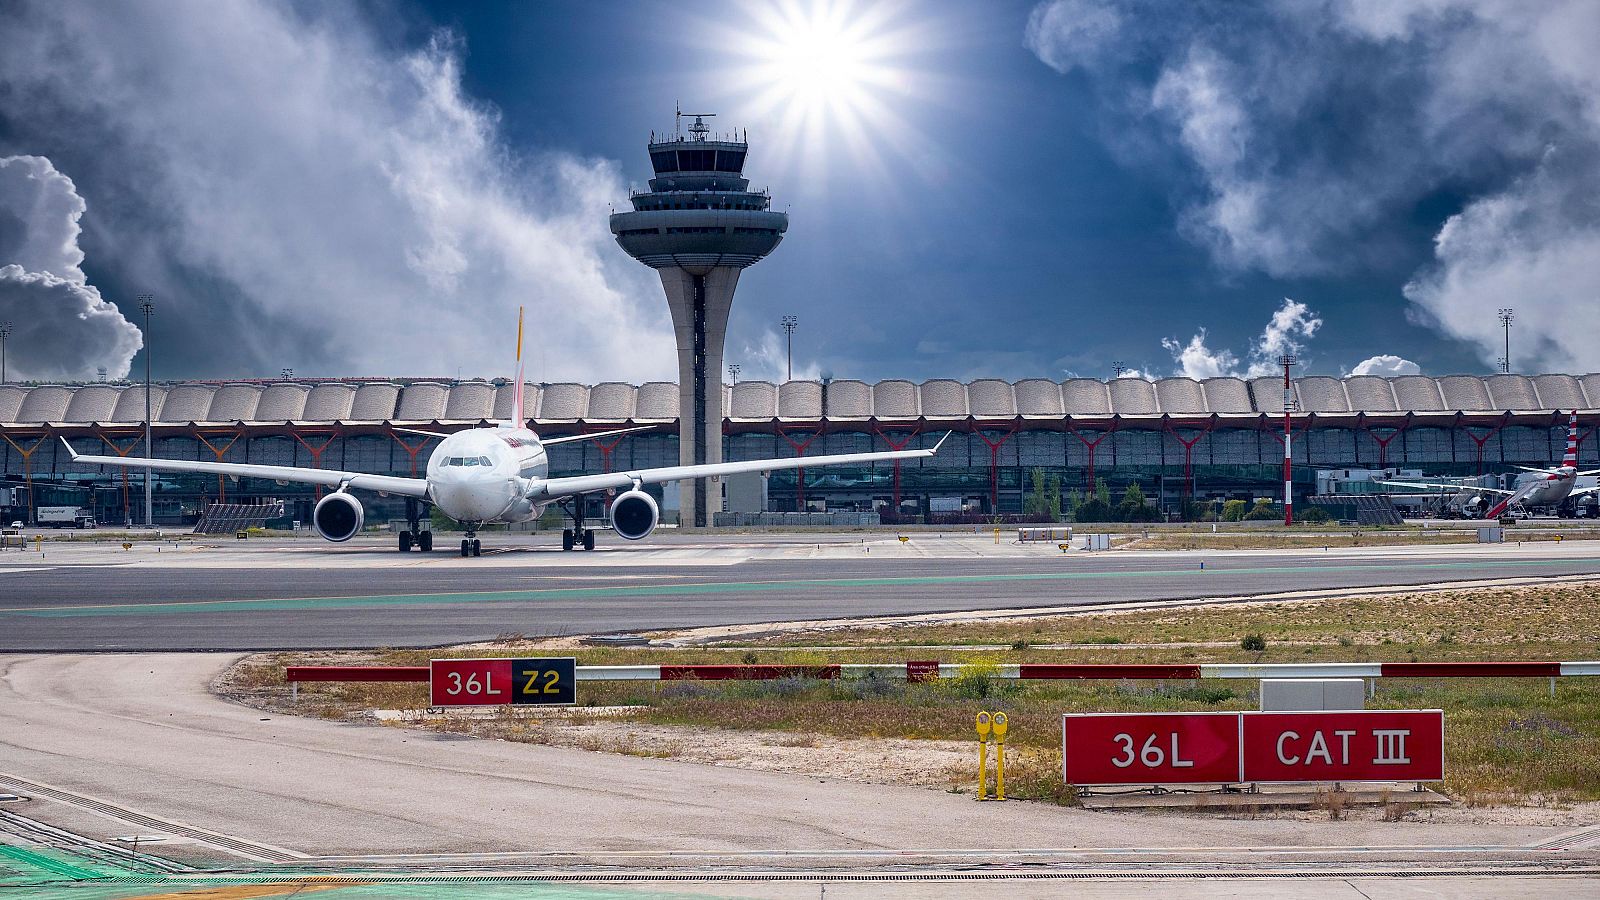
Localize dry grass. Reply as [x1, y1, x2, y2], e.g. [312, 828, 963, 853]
[223, 581, 1600, 808]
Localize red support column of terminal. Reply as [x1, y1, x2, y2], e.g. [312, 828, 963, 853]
[1460, 412, 1509, 477]
[1358, 414, 1411, 470]
[1066, 419, 1117, 492]
[971, 420, 1019, 515]
[386, 429, 436, 478]
[291, 429, 341, 499]
[872, 423, 923, 512]
[192, 430, 243, 502]
[1, 432, 46, 525]
[777, 423, 824, 511]
[1161, 416, 1214, 500]
[96, 431, 146, 523]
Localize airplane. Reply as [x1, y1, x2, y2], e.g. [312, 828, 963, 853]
[61, 310, 947, 557]
[1377, 411, 1599, 519]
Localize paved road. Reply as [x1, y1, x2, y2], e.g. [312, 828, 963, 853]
[1, 653, 1590, 882]
[3, 537, 1599, 650]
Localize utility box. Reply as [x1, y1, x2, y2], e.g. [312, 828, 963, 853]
[1078, 533, 1110, 551]
[1260, 678, 1366, 711]
[1477, 526, 1503, 543]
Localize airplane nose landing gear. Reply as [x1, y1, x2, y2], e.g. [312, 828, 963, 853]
[459, 525, 482, 557]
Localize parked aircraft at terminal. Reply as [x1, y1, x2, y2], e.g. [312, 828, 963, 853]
[1379, 411, 1599, 519]
[63, 312, 946, 556]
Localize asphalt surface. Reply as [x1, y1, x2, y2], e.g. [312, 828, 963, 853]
[3, 535, 1600, 650]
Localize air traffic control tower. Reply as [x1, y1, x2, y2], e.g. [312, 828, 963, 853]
[611, 113, 788, 527]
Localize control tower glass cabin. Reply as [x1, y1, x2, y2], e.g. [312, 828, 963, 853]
[611, 115, 788, 527]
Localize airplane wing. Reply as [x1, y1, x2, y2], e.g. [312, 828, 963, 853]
[529, 433, 951, 499]
[60, 439, 430, 498]
[1374, 480, 1512, 495]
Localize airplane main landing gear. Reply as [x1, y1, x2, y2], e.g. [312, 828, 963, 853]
[399, 498, 433, 552]
[559, 495, 595, 551]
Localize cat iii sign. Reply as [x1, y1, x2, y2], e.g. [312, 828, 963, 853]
[429, 657, 577, 707]
[1062, 710, 1443, 786]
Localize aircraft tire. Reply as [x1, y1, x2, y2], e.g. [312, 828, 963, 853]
[398, 531, 412, 552]
[582, 529, 595, 551]
[418, 531, 432, 552]
[471, 539, 482, 557]
[562, 529, 575, 551]
[460, 539, 470, 557]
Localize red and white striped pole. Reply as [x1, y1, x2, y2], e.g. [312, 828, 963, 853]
[1281, 354, 1296, 526]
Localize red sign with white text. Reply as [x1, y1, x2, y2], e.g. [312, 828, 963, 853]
[1062, 713, 1242, 785]
[429, 658, 514, 707]
[1241, 711, 1444, 783]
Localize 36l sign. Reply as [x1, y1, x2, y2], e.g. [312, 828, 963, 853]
[429, 657, 577, 707]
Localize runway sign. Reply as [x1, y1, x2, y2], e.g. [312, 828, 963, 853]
[1062, 712, 1243, 785]
[1063, 710, 1444, 786]
[429, 657, 576, 707]
[1241, 710, 1444, 783]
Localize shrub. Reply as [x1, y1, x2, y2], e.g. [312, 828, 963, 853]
[1243, 499, 1279, 520]
[1298, 506, 1332, 524]
[1221, 499, 1247, 522]
[1241, 633, 1268, 652]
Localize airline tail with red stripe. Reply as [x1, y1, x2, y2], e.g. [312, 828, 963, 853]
[1563, 409, 1578, 468]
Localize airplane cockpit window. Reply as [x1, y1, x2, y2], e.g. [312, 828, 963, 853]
[479, 456, 492, 467]
[446, 456, 488, 467]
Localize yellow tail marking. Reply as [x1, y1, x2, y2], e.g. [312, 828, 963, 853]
[515, 305, 524, 362]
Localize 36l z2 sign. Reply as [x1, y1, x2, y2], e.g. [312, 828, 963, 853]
[429, 657, 577, 707]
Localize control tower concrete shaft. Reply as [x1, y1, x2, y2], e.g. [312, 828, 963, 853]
[611, 114, 788, 527]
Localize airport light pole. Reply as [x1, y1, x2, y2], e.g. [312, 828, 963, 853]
[0, 322, 11, 383]
[140, 297, 154, 527]
[1281, 354, 1296, 526]
[1497, 308, 1514, 374]
[727, 363, 740, 385]
[780, 315, 797, 382]
[281, 368, 294, 381]
[1112, 361, 1126, 379]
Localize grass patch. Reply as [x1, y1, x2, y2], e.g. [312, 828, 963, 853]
[226, 581, 1600, 808]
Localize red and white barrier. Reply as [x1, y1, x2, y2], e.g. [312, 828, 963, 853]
[284, 660, 1600, 685]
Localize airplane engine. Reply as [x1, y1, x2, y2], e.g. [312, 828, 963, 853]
[313, 491, 364, 542]
[609, 490, 659, 541]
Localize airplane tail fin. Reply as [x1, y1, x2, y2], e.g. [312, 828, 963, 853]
[1564, 410, 1578, 468]
[509, 306, 526, 428]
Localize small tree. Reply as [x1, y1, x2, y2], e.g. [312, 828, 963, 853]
[1063, 488, 1083, 521]
[1243, 498, 1279, 520]
[1118, 481, 1159, 522]
[1094, 477, 1111, 507]
[1298, 506, 1331, 524]
[1221, 499, 1247, 522]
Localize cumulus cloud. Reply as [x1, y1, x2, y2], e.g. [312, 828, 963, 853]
[1161, 298, 1319, 379]
[0, 155, 142, 380]
[0, 1, 669, 381]
[1026, 0, 1600, 370]
[1350, 354, 1422, 376]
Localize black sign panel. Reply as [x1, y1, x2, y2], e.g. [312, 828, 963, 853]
[510, 657, 577, 706]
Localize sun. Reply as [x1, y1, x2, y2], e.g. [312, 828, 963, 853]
[706, 1, 940, 184]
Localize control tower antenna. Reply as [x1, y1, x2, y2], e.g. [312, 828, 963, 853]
[674, 104, 716, 141]
[612, 112, 788, 527]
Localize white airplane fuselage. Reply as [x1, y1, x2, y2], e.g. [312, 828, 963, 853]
[1507, 467, 1578, 508]
[424, 427, 550, 525]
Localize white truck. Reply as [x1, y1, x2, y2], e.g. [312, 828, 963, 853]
[37, 506, 97, 528]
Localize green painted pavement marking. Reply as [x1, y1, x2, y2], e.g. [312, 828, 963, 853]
[0, 557, 1591, 619]
[0, 844, 108, 882]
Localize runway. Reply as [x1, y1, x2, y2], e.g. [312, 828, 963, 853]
[3, 533, 1600, 650]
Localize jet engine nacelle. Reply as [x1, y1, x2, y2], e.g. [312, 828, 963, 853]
[313, 491, 364, 542]
[609, 489, 659, 541]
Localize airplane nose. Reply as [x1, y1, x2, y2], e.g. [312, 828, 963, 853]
[431, 472, 514, 521]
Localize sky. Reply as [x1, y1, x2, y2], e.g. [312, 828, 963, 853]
[0, 0, 1597, 385]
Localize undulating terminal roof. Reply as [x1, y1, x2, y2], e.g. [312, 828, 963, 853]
[2, 374, 1597, 430]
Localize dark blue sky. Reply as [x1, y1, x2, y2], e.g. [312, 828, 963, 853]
[6, 0, 1588, 384]
[411, 0, 1486, 381]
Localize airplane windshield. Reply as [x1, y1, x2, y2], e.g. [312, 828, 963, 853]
[445, 456, 493, 467]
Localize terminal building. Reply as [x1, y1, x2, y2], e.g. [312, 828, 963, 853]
[2, 373, 1598, 527]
